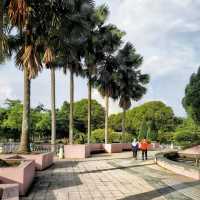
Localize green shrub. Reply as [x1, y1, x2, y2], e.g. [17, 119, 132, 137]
[91, 129, 123, 143]
[174, 130, 200, 146]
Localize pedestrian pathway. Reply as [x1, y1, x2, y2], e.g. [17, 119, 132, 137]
[21, 151, 200, 200]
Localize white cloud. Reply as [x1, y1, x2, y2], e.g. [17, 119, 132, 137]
[1, 0, 200, 116]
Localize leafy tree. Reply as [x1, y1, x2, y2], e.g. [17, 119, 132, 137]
[138, 119, 148, 140]
[174, 117, 200, 147]
[74, 99, 105, 132]
[183, 67, 200, 124]
[108, 113, 122, 132]
[109, 101, 176, 141]
[1, 100, 22, 140]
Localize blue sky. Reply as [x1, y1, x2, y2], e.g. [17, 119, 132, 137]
[0, 0, 200, 116]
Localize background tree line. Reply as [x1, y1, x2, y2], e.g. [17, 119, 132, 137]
[0, 99, 104, 143]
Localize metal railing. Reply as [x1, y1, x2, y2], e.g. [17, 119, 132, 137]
[0, 143, 60, 154]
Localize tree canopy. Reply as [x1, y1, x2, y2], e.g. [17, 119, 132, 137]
[109, 101, 176, 140]
[183, 67, 200, 125]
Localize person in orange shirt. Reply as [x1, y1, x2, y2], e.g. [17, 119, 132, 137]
[140, 137, 149, 160]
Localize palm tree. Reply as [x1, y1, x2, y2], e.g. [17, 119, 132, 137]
[83, 5, 109, 144]
[5, 0, 47, 153]
[115, 42, 150, 138]
[93, 25, 124, 143]
[57, 0, 94, 144]
[43, 48, 56, 151]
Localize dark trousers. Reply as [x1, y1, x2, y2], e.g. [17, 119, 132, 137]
[142, 149, 147, 160]
[132, 149, 137, 158]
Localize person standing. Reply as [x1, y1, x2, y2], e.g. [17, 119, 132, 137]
[140, 138, 148, 160]
[132, 138, 139, 159]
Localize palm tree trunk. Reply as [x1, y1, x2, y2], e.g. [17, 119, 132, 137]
[122, 108, 126, 142]
[105, 95, 109, 144]
[87, 78, 92, 144]
[18, 67, 30, 153]
[69, 69, 74, 144]
[51, 68, 56, 152]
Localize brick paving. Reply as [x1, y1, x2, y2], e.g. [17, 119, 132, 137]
[21, 151, 200, 200]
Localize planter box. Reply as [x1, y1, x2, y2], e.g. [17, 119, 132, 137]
[6, 152, 54, 171]
[122, 143, 132, 151]
[0, 183, 19, 200]
[89, 144, 104, 154]
[0, 160, 35, 196]
[103, 144, 123, 153]
[64, 145, 90, 159]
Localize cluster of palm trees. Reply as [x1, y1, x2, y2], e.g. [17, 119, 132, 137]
[1, 0, 149, 153]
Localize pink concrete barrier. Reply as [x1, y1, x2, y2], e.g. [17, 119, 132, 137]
[0, 183, 19, 200]
[122, 143, 132, 151]
[6, 152, 54, 171]
[0, 160, 35, 196]
[155, 153, 200, 180]
[64, 145, 90, 159]
[89, 144, 104, 153]
[103, 143, 123, 153]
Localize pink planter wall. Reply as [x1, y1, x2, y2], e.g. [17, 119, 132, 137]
[122, 143, 132, 150]
[23, 152, 54, 170]
[89, 144, 103, 152]
[5, 152, 54, 171]
[0, 183, 19, 200]
[103, 144, 123, 153]
[64, 145, 90, 159]
[0, 160, 35, 196]
[156, 153, 200, 180]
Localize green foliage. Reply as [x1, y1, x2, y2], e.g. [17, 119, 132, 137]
[108, 113, 122, 132]
[138, 119, 148, 140]
[173, 118, 200, 147]
[0, 99, 105, 142]
[74, 99, 105, 131]
[183, 67, 200, 124]
[90, 128, 133, 143]
[157, 131, 174, 144]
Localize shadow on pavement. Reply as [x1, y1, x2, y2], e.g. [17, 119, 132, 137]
[119, 180, 200, 200]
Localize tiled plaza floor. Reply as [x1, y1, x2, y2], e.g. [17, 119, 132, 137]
[21, 151, 200, 200]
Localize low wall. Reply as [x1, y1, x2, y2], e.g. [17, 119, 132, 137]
[0, 183, 19, 200]
[103, 144, 123, 153]
[23, 152, 54, 170]
[0, 160, 35, 196]
[6, 152, 54, 171]
[64, 145, 90, 159]
[122, 143, 132, 151]
[89, 144, 104, 153]
[155, 152, 200, 180]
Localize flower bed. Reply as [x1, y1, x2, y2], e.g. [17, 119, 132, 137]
[0, 159, 35, 196]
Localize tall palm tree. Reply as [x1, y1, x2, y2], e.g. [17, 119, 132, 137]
[5, 0, 46, 153]
[93, 25, 124, 143]
[57, 0, 94, 144]
[83, 5, 109, 144]
[43, 48, 56, 151]
[115, 42, 150, 138]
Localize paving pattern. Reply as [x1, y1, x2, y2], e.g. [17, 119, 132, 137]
[21, 151, 200, 200]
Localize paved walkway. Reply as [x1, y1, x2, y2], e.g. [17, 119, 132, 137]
[21, 151, 200, 200]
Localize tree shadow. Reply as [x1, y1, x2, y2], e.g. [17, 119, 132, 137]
[118, 180, 200, 200]
[78, 163, 155, 174]
[21, 160, 82, 200]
